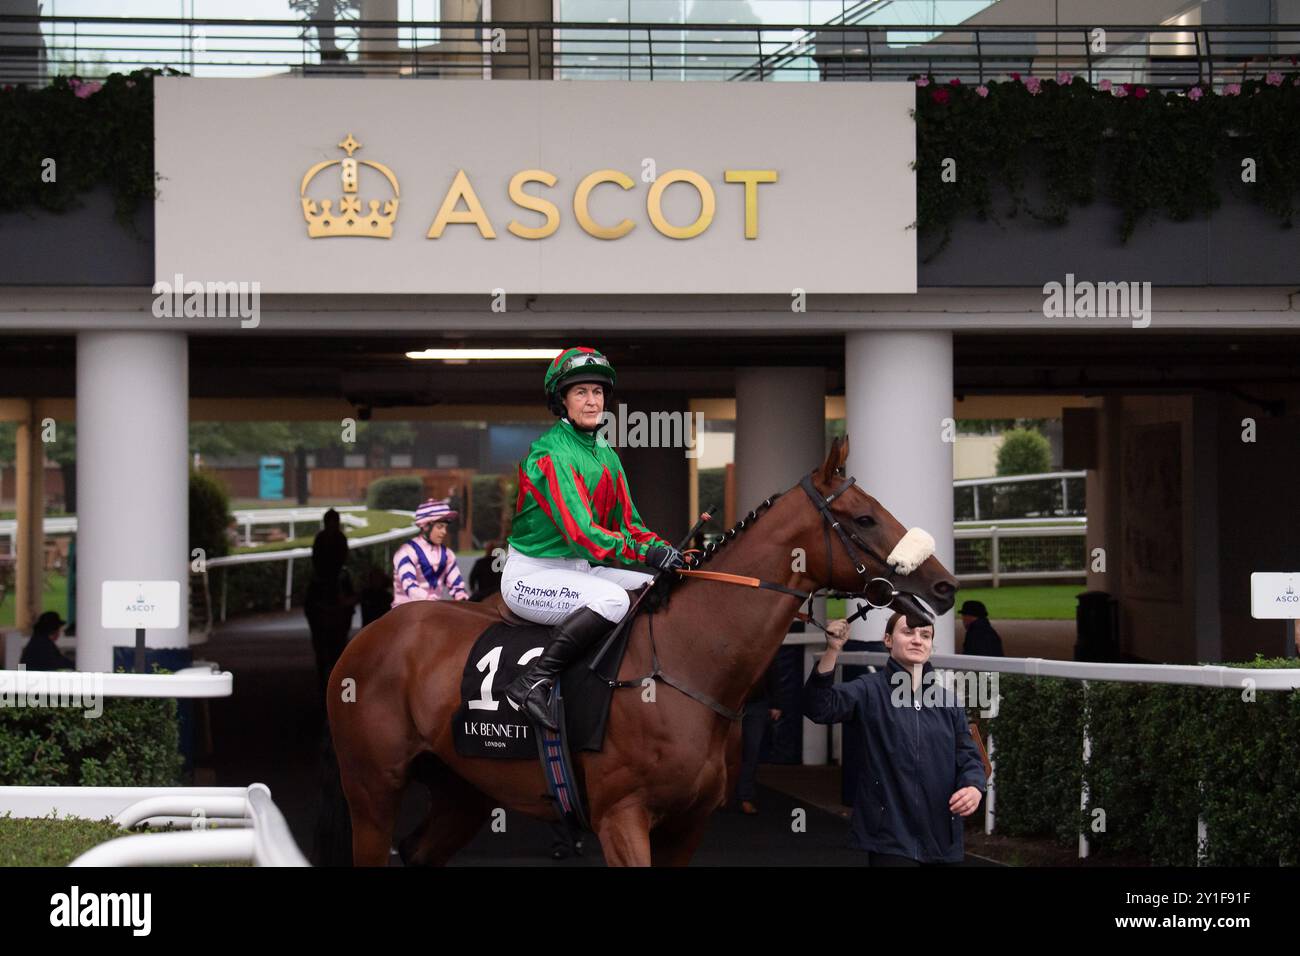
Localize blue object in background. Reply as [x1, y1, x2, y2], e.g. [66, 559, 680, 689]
[258, 455, 285, 500]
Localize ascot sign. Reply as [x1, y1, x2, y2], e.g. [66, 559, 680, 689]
[302, 133, 778, 242]
[155, 79, 916, 294]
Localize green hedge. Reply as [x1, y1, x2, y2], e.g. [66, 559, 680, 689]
[190, 468, 231, 560]
[0, 697, 182, 787]
[365, 476, 424, 512]
[218, 540, 394, 616]
[988, 658, 1300, 865]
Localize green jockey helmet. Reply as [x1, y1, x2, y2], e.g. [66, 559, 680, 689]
[544, 347, 617, 405]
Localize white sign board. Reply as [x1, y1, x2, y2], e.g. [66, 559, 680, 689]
[1250, 572, 1300, 619]
[101, 580, 182, 630]
[154, 78, 916, 294]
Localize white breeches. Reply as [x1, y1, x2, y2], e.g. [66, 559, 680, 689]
[500, 545, 655, 625]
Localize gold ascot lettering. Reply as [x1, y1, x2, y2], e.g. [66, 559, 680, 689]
[725, 169, 779, 239]
[507, 169, 561, 239]
[414, 167, 778, 241]
[427, 169, 497, 239]
[574, 169, 636, 240]
[647, 169, 714, 239]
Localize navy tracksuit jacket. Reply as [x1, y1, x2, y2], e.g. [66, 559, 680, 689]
[803, 656, 987, 863]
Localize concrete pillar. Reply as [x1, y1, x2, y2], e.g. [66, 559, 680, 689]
[75, 332, 189, 673]
[13, 399, 44, 631]
[845, 330, 956, 653]
[735, 367, 825, 765]
[735, 368, 825, 514]
[614, 391, 692, 543]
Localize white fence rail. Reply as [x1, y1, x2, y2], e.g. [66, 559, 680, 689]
[0, 663, 232, 696]
[0, 783, 308, 866]
[954, 523, 1087, 586]
[821, 651, 1300, 862]
[201, 518, 417, 621]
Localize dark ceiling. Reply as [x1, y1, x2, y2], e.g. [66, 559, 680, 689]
[2, 332, 1298, 406]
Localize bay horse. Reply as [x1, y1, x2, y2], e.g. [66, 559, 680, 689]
[327, 435, 957, 865]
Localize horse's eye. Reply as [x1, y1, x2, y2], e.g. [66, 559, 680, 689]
[855, 515, 876, 528]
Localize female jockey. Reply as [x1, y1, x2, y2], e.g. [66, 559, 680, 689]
[501, 346, 685, 730]
[391, 498, 470, 607]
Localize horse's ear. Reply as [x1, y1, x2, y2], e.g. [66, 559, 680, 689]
[819, 435, 844, 483]
[840, 434, 851, 469]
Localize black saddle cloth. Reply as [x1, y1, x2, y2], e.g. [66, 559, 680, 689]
[452, 617, 634, 760]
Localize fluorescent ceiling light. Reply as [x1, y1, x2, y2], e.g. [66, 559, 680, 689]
[405, 348, 563, 360]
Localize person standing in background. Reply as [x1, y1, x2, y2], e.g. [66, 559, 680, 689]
[469, 538, 505, 601]
[305, 509, 356, 698]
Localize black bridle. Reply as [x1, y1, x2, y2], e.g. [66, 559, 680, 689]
[595, 468, 931, 722]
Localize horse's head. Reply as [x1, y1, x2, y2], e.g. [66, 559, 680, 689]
[799, 434, 958, 624]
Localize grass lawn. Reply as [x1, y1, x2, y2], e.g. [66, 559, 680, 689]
[232, 509, 417, 554]
[0, 816, 249, 866]
[0, 571, 68, 629]
[826, 584, 1080, 623]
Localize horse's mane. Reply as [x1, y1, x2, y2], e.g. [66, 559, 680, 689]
[641, 488, 786, 613]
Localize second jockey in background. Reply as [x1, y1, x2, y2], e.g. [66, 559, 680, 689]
[391, 498, 470, 607]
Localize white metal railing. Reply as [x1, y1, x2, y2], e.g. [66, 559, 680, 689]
[200, 513, 417, 622]
[0, 663, 232, 697]
[0, 505, 368, 549]
[823, 651, 1300, 862]
[954, 523, 1087, 586]
[228, 505, 368, 547]
[954, 470, 1086, 522]
[0, 783, 308, 866]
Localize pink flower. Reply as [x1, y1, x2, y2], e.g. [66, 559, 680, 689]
[74, 80, 101, 98]
[1112, 85, 1128, 98]
[1025, 76, 1042, 94]
[1187, 85, 1203, 100]
[1057, 71, 1073, 85]
[931, 88, 950, 105]
[1134, 85, 1148, 99]
[915, 76, 930, 87]
[1294, 77, 1300, 86]
[1266, 71, 1283, 86]
[975, 84, 989, 98]
[1224, 82, 1241, 96]
[1010, 72, 1021, 82]
[1099, 78, 1112, 92]
[949, 77, 961, 86]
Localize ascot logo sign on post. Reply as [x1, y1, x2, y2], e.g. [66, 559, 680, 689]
[101, 581, 181, 673]
[1249, 572, 1300, 658]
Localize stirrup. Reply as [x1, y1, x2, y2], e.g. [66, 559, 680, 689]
[509, 678, 557, 730]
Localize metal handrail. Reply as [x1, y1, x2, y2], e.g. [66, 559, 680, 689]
[3, 15, 1299, 87]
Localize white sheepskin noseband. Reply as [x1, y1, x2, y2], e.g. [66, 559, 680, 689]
[887, 527, 935, 576]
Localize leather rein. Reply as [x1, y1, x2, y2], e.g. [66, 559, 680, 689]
[602, 471, 905, 722]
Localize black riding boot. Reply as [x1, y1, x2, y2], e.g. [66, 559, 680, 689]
[503, 606, 614, 732]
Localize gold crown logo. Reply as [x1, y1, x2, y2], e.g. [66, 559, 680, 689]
[300, 134, 400, 238]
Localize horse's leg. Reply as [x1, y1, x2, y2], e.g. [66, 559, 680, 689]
[593, 800, 653, 866]
[398, 758, 494, 867]
[650, 811, 713, 867]
[342, 769, 404, 867]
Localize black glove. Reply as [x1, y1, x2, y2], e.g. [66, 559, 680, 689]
[644, 544, 685, 572]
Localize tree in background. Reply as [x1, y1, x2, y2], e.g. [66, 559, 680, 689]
[190, 469, 232, 561]
[996, 428, 1053, 476]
